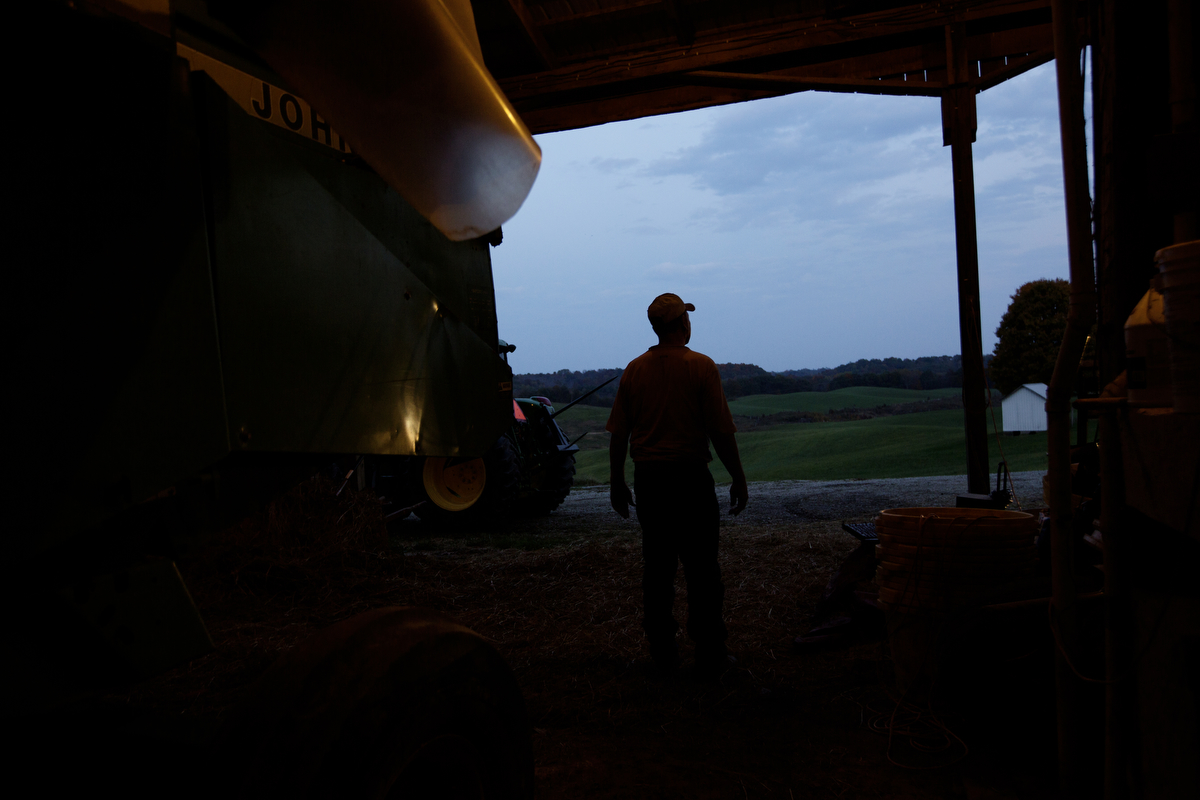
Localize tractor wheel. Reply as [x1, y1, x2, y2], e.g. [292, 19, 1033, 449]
[414, 435, 520, 530]
[521, 452, 576, 517]
[216, 607, 533, 800]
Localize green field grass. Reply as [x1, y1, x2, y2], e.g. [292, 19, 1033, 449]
[550, 403, 611, 426]
[727, 386, 964, 416]
[550, 386, 966, 426]
[573, 409, 1051, 485]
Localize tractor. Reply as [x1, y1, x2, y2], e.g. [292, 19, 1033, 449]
[360, 340, 584, 528]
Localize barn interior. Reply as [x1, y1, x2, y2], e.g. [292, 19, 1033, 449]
[11, 1, 1197, 798]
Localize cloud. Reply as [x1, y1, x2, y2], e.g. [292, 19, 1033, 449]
[590, 156, 638, 173]
[491, 62, 1070, 373]
[835, 163, 953, 208]
[644, 93, 942, 194]
[634, 92, 954, 235]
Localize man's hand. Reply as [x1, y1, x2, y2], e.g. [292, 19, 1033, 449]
[728, 477, 748, 516]
[609, 429, 634, 518]
[710, 431, 748, 516]
[611, 482, 635, 518]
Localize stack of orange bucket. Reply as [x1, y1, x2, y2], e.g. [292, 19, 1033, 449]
[874, 508, 1039, 614]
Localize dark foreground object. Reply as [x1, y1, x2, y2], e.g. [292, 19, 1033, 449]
[13, 607, 533, 800]
[217, 607, 534, 800]
[794, 524, 884, 651]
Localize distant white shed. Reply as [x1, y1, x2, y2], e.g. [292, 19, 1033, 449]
[1002, 383, 1048, 433]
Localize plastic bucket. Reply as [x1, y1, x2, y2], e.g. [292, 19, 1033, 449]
[1124, 288, 1173, 407]
[876, 539, 1036, 559]
[873, 507, 1037, 612]
[1157, 240, 1200, 413]
[875, 507, 1035, 525]
[874, 507, 1037, 540]
[879, 558, 1033, 577]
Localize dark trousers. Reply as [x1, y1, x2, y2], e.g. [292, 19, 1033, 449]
[633, 461, 727, 663]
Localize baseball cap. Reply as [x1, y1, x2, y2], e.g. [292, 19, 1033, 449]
[647, 293, 695, 325]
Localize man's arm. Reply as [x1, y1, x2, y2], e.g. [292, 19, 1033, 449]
[609, 429, 634, 518]
[710, 431, 748, 515]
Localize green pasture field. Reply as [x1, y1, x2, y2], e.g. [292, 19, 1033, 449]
[727, 386, 964, 415]
[572, 409, 1053, 485]
[549, 403, 611, 426]
[548, 386, 967, 426]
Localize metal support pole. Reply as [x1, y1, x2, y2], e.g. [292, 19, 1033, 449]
[942, 22, 990, 495]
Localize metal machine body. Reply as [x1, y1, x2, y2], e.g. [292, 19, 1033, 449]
[12, 2, 512, 695]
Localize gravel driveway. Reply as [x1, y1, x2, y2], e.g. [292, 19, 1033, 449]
[556, 470, 1046, 525]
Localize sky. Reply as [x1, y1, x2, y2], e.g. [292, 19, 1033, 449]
[492, 61, 1074, 375]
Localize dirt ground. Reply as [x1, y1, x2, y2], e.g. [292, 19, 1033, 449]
[97, 472, 1061, 799]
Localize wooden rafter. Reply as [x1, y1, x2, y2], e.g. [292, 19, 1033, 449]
[682, 70, 943, 97]
[515, 84, 784, 135]
[505, 0, 559, 70]
[499, 1, 1049, 100]
[975, 50, 1055, 90]
[533, 1, 663, 28]
[470, 0, 1064, 133]
[662, 0, 696, 48]
[511, 28, 1056, 134]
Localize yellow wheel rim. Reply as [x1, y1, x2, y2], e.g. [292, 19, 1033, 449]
[422, 457, 486, 511]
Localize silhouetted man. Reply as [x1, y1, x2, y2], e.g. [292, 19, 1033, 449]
[607, 293, 749, 677]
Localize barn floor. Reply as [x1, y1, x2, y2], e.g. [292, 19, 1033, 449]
[35, 472, 1067, 799]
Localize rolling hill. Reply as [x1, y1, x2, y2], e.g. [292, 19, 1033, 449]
[569, 408, 1047, 485]
[550, 387, 967, 426]
[726, 387, 963, 416]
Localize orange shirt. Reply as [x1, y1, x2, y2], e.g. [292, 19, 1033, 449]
[606, 345, 737, 463]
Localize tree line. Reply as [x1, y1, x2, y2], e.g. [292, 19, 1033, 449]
[513, 278, 1070, 408]
[512, 356, 968, 407]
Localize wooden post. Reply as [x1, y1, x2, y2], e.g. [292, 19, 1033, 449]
[1167, 0, 1197, 243]
[942, 22, 990, 495]
[1099, 410, 1129, 800]
[1049, 0, 1100, 796]
[1093, 0, 1178, 389]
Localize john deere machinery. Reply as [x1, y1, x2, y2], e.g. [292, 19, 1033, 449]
[360, 339, 584, 527]
[12, 1, 545, 796]
[365, 391, 580, 528]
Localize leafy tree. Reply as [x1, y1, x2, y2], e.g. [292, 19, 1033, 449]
[722, 373, 812, 399]
[988, 279, 1070, 395]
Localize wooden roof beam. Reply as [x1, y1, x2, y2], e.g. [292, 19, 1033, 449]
[771, 41, 944, 82]
[505, 20, 1054, 115]
[505, 0, 559, 70]
[499, 0, 1051, 100]
[968, 22, 1053, 59]
[681, 70, 943, 97]
[512, 34, 1052, 135]
[533, 1, 663, 28]
[525, 0, 831, 35]
[662, 0, 696, 48]
[518, 84, 798, 134]
[515, 67, 953, 135]
[975, 50, 1055, 90]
